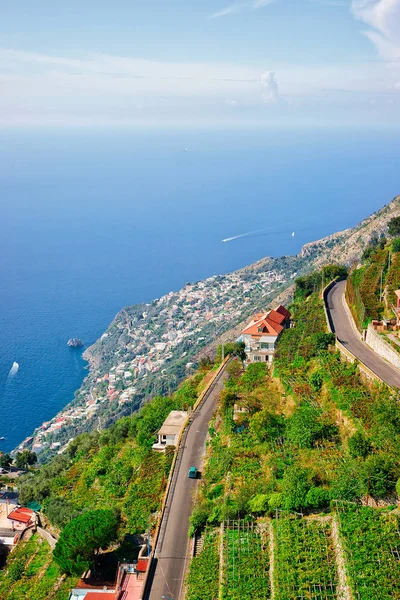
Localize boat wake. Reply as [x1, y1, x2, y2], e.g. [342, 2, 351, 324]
[222, 225, 301, 243]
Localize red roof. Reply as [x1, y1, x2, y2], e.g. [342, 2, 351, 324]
[275, 304, 291, 319]
[241, 306, 290, 338]
[7, 507, 34, 524]
[136, 558, 149, 572]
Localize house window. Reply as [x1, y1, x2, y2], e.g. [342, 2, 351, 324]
[253, 355, 262, 362]
[260, 342, 274, 350]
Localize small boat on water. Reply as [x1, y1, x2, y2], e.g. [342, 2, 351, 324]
[0, 437, 5, 441]
[9, 361, 19, 376]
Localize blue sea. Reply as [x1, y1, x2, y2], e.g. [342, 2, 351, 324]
[1, 127, 399, 452]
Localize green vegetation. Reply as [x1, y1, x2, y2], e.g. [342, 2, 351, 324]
[186, 268, 400, 600]
[273, 515, 338, 600]
[186, 529, 220, 600]
[53, 509, 118, 575]
[223, 520, 270, 600]
[388, 216, 400, 237]
[18, 372, 207, 539]
[0, 535, 77, 600]
[335, 502, 400, 600]
[0, 370, 210, 599]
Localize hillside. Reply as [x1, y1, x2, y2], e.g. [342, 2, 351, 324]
[2, 262, 400, 599]
[18, 195, 400, 461]
[187, 273, 400, 600]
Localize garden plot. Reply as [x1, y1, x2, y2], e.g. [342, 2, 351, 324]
[335, 502, 400, 600]
[273, 514, 339, 600]
[222, 520, 270, 600]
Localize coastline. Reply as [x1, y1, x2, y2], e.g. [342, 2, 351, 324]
[15, 195, 400, 461]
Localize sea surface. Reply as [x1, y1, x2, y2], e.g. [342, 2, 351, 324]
[1, 127, 400, 452]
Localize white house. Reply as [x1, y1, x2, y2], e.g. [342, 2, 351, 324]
[152, 411, 188, 451]
[238, 305, 291, 365]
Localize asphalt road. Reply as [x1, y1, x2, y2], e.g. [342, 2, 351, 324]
[147, 365, 229, 600]
[326, 280, 400, 389]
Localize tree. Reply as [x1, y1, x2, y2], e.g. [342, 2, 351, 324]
[0, 453, 12, 468]
[388, 217, 400, 237]
[54, 509, 118, 575]
[392, 238, 400, 253]
[43, 497, 83, 528]
[15, 451, 37, 470]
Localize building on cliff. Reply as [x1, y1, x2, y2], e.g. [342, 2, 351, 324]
[238, 305, 291, 365]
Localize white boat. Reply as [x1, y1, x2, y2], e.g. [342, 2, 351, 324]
[9, 361, 19, 376]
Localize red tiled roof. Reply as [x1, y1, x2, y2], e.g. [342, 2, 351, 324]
[266, 310, 286, 325]
[241, 305, 290, 338]
[275, 304, 291, 319]
[7, 507, 34, 524]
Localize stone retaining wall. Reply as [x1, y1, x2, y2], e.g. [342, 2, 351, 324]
[365, 325, 400, 371]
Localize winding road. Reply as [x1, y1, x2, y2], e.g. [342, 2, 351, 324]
[326, 280, 400, 389]
[147, 364, 229, 600]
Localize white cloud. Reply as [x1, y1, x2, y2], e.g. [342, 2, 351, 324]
[260, 71, 281, 103]
[210, 0, 277, 19]
[352, 0, 400, 59]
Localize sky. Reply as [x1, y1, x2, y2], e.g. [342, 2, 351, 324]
[1, 0, 400, 127]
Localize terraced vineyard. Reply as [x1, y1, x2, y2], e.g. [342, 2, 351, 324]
[273, 514, 339, 600]
[335, 502, 400, 600]
[186, 529, 220, 600]
[0, 534, 77, 600]
[222, 520, 270, 600]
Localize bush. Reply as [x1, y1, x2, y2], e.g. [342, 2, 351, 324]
[348, 431, 372, 459]
[392, 238, 400, 252]
[362, 453, 398, 497]
[309, 371, 323, 392]
[330, 461, 364, 502]
[305, 486, 330, 509]
[189, 502, 211, 536]
[268, 492, 283, 511]
[248, 494, 269, 513]
[311, 332, 336, 352]
[8, 561, 24, 582]
[388, 217, 400, 237]
[281, 466, 311, 511]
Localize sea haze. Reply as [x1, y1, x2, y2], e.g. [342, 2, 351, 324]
[1, 127, 399, 452]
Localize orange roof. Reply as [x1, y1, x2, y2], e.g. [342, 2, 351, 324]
[241, 306, 290, 338]
[7, 507, 34, 524]
[267, 310, 286, 326]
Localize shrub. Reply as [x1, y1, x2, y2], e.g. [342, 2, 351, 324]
[268, 492, 283, 511]
[388, 217, 400, 237]
[348, 431, 372, 459]
[281, 466, 311, 511]
[392, 237, 400, 252]
[309, 371, 323, 392]
[189, 502, 211, 536]
[305, 486, 330, 509]
[330, 461, 364, 502]
[8, 561, 24, 582]
[248, 494, 269, 513]
[311, 332, 336, 352]
[362, 453, 398, 497]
